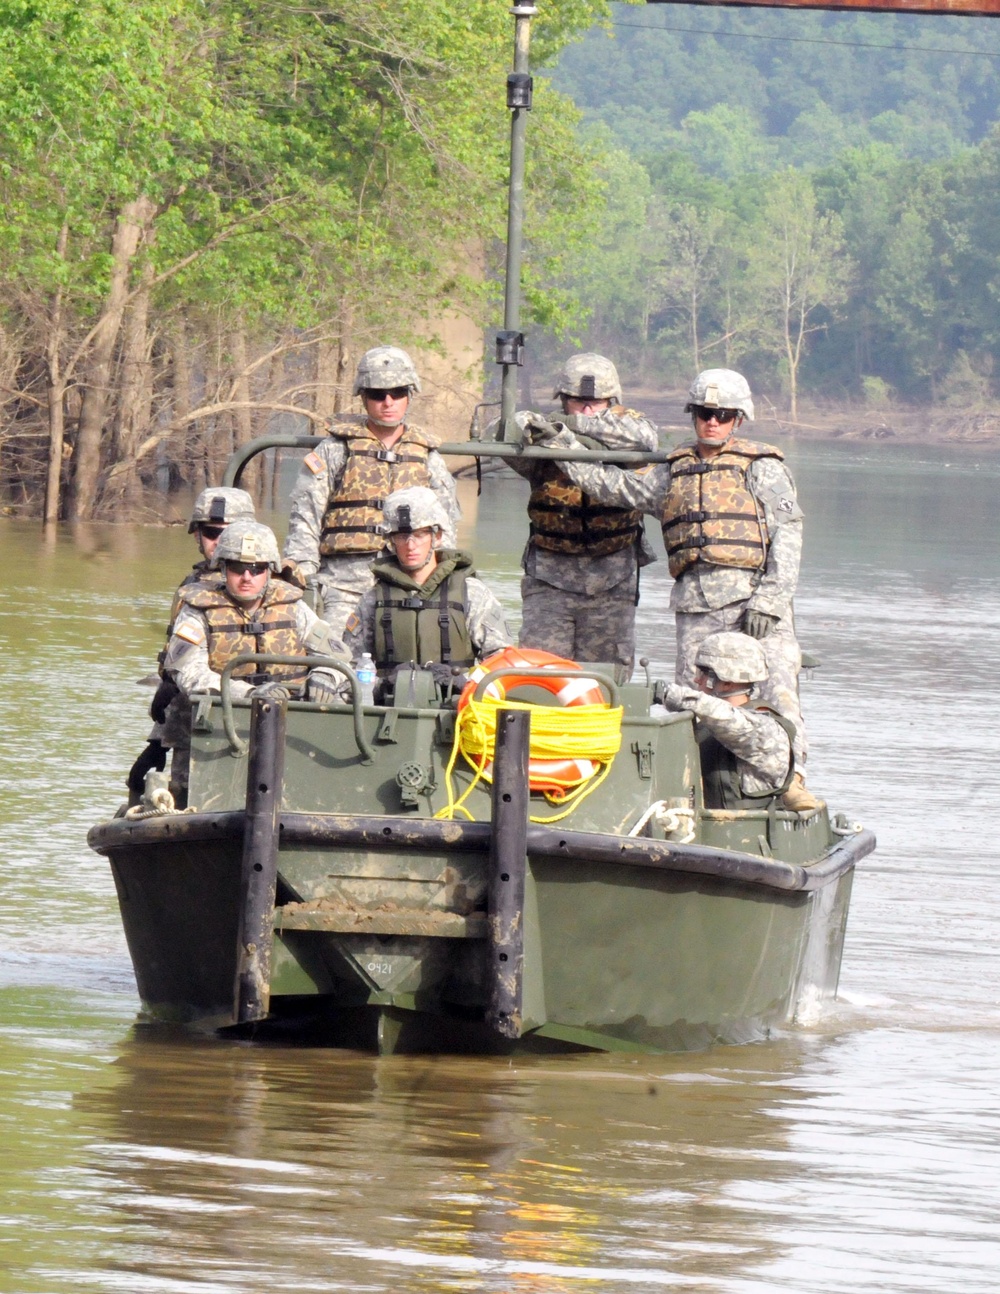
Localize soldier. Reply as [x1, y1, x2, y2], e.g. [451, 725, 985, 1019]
[282, 345, 461, 639]
[163, 520, 345, 802]
[126, 486, 256, 800]
[344, 486, 512, 702]
[528, 367, 817, 813]
[506, 353, 657, 677]
[658, 632, 798, 811]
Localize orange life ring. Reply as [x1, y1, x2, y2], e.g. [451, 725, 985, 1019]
[458, 648, 606, 794]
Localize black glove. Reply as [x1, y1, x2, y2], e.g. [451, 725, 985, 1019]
[149, 676, 180, 725]
[249, 680, 292, 702]
[742, 609, 779, 640]
[127, 740, 168, 796]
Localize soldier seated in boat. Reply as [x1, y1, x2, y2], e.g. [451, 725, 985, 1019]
[127, 486, 256, 802]
[343, 486, 512, 704]
[162, 519, 346, 802]
[659, 631, 800, 812]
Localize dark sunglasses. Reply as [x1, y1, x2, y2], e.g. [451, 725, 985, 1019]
[226, 561, 269, 576]
[691, 405, 739, 424]
[364, 386, 410, 401]
[198, 524, 226, 539]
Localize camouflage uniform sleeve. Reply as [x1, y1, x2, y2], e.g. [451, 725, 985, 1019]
[282, 438, 347, 576]
[295, 601, 348, 659]
[747, 458, 803, 618]
[163, 608, 253, 700]
[664, 686, 791, 793]
[427, 450, 461, 547]
[343, 589, 377, 662]
[561, 455, 668, 514]
[465, 578, 514, 660]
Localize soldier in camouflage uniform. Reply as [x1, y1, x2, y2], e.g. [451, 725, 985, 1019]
[127, 486, 256, 800]
[659, 632, 798, 811]
[506, 353, 657, 677]
[163, 520, 344, 802]
[282, 346, 461, 640]
[344, 487, 511, 702]
[529, 367, 817, 812]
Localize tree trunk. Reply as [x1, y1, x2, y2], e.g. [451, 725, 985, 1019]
[112, 247, 156, 509]
[43, 223, 69, 525]
[229, 326, 260, 496]
[70, 195, 157, 520]
[170, 316, 198, 490]
[315, 336, 339, 421]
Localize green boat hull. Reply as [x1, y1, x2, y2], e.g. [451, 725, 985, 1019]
[90, 675, 872, 1054]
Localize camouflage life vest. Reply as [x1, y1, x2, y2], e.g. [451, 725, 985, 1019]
[371, 550, 476, 670]
[528, 453, 643, 558]
[179, 579, 308, 684]
[662, 438, 782, 578]
[696, 706, 796, 811]
[158, 564, 221, 674]
[319, 420, 437, 556]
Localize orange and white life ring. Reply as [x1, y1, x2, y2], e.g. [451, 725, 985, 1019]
[458, 647, 606, 794]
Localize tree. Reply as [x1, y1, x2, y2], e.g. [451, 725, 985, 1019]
[744, 171, 852, 417]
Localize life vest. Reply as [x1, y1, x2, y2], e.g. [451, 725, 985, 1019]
[528, 456, 643, 558]
[696, 706, 795, 810]
[179, 579, 308, 685]
[319, 420, 437, 556]
[371, 550, 476, 669]
[662, 438, 782, 578]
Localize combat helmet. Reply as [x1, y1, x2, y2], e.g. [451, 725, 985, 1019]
[187, 487, 255, 533]
[695, 631, 767, 685]
[553, 353, 622, 403]
[353, 346, 421, 395]
[213, 519, 281, 572]
[684, 369, 754, 422]
[381, 486, 448, 543]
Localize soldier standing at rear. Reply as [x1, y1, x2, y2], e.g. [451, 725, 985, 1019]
[282, 346, 461, 639]
[528, 367, 817, 813]
[507, 353, 657, 677]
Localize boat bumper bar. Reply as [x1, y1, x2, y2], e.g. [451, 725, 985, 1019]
[89, 811, 876, 894]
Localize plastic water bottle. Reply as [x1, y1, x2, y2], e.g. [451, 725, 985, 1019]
[357, 652, 376, 705]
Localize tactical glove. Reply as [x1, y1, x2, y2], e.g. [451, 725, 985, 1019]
[742, 610, 779, 640]
[306, 668, 344, 706]
[149, 676, 180, 725]
[277, 558, 307, 591]
[249, 680, 293, 702]
[126, 739, 168, 796]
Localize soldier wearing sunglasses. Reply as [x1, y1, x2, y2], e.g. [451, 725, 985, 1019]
[528, 368, 817, 814]
[283, 345, 461, 640]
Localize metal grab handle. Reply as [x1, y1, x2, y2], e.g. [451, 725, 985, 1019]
[219, 654, 374, 763]
[221, 433, 671, 487]
[471, 665, 620, 709]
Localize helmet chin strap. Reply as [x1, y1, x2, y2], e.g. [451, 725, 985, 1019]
[368, 413, 405, 429]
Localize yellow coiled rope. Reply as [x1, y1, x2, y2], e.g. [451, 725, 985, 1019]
[435, 696, 624, 825]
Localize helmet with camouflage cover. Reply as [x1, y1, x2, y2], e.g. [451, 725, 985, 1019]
[352, 346, 421, 396]
[187, 487, 255, 533]
[685, 369, 754, 422]
[695, 631, 768, 685]
[213, 519, 281, 572]
[381, 486, 448, 545]
[553, 353, 622, 403]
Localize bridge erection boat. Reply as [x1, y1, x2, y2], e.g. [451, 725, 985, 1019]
[88, 650, 874, 1054]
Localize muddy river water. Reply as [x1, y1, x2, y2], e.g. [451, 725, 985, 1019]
[1, 435, 998, 1292]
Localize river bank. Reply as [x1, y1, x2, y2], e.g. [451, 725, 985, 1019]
[635, 388, 1000, 446]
